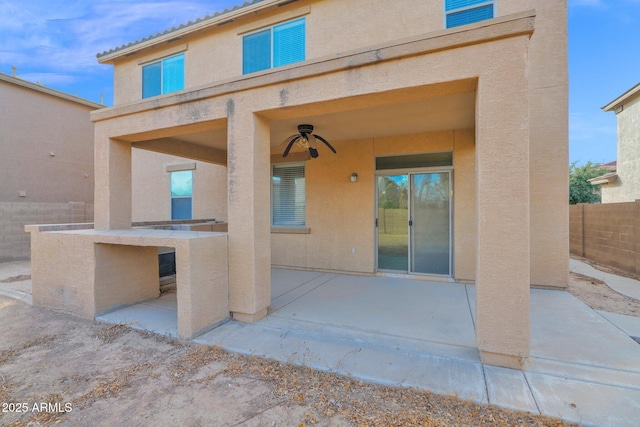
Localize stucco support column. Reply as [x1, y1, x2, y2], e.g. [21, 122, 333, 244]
[226, 102, 271, 322]
[475, 67, 530, 369]
[94, 127, 132, 230]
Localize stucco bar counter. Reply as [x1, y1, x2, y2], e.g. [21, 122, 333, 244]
[26, 224, 229, 340]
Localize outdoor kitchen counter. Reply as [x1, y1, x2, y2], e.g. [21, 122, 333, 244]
[26, 225, 229, 340]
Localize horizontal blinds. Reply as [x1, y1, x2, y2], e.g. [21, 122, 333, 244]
[273, 18, 305, 68]
[243, 29, 271, 74]
[445, 0, 490, 11]
[162, 53, 185, 94]
[446, 5, 493, 27]
[272, 164, 305, 226]
[142, 61, 161, 98]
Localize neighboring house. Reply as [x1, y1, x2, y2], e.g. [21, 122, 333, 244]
[592, 83, 640, 203]
[29, 0, 569, 370]
[0, 72, 100, 261]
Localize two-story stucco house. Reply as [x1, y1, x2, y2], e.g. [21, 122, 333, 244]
[591, 82, 640, 202]
[28, 0, 569, 370]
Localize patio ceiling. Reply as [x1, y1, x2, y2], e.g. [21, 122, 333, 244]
[133, 80, 476, 160]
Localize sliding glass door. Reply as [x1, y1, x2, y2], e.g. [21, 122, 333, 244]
[376, 171, 451, 276]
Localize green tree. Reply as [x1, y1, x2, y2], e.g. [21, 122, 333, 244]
[569, 161, 607, 204]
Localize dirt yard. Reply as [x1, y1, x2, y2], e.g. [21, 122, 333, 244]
[1, 258, 635, 426]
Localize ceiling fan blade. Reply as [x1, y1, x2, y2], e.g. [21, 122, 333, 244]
[279, 134, 299, 149]
[313, 134, 337, 154]
[282, 135, 300, 157]
[309, 147, 319, 158]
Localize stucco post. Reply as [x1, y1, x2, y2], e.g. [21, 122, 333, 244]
[94, 127, 132, 230]
[226, 102, 271, 322]
[475, 64, 531, 369]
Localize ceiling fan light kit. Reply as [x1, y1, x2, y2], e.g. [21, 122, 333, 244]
[281, 124, 337, 159]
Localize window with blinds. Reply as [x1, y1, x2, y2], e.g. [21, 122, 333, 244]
[272, 163, 306, 227]
[243, 17, 305, 74]
[445, 0, 494, 29]
[142, 53, 185, 99]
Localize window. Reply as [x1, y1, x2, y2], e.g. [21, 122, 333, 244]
[272, 163, 305, 226]
[170, 170, 192, 220]
[445, 0, 494, 28]
[142, 53, 185, 98]
[243, 17, 306, 74]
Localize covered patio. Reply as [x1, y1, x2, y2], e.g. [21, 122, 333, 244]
[95, 267, 640, 426]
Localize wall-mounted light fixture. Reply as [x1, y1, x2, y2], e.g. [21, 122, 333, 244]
[350, 173, 358, 183]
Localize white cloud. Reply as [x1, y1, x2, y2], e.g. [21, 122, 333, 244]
[0, 0, 235, 78]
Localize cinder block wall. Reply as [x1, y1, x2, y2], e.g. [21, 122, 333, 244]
[0, 202, 94, 262]
[569, 201, 640, 275]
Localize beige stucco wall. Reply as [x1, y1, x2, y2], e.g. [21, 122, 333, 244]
[273, 130, 476, 277]
[0, 80, 95, 203]
[131, 149, 227, 222]
[0, 78, 96, 203]
[601, 95, 640, 203]
[0, 76, 99, 261]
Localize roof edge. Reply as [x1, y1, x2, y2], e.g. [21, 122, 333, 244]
[0, 73, 103, 109]
[602, 82, 640, 112]
[97, 0, 288, 63]
[588, 172, 618, 186]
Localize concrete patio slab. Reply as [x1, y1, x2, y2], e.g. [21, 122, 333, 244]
[89, 267, 640, 426]
[269, 271, 476, 348]
[529, 289, 640, 371]
[194, 318, 489, 403]
[526, 371, 640, 427]
[598, 310, 640, 339]
[96, 292, 178, 337]
[484, 365, 539, 413]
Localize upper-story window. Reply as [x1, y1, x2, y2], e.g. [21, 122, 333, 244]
[142, 53, 185, 99]
[445, 0, 494, 29]
[243, 17, 306, 75]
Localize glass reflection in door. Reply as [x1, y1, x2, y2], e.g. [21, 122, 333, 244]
[410, 173, 451, 275]
[377, 175, 409, 271]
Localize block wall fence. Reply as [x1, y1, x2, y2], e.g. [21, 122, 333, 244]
[569, 200, 640, 276]
[0, 202, 93, 262]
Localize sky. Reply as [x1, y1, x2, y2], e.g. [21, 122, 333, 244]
[1, 0, 639, 165]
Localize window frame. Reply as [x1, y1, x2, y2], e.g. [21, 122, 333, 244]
[271, 162, 306, 228]
[242, 17, 306, 75]
[444, 0, 495, 29]
[141, 52, 185, 99]
[170, 169, 193, 220]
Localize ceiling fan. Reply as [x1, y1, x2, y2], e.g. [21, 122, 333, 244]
[281, 124, 337, 158]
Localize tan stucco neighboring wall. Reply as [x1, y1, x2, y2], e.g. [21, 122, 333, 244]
[601, 95, 640, 203]
[131, 149, 227, 222]
[0, 78, 96, 203]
